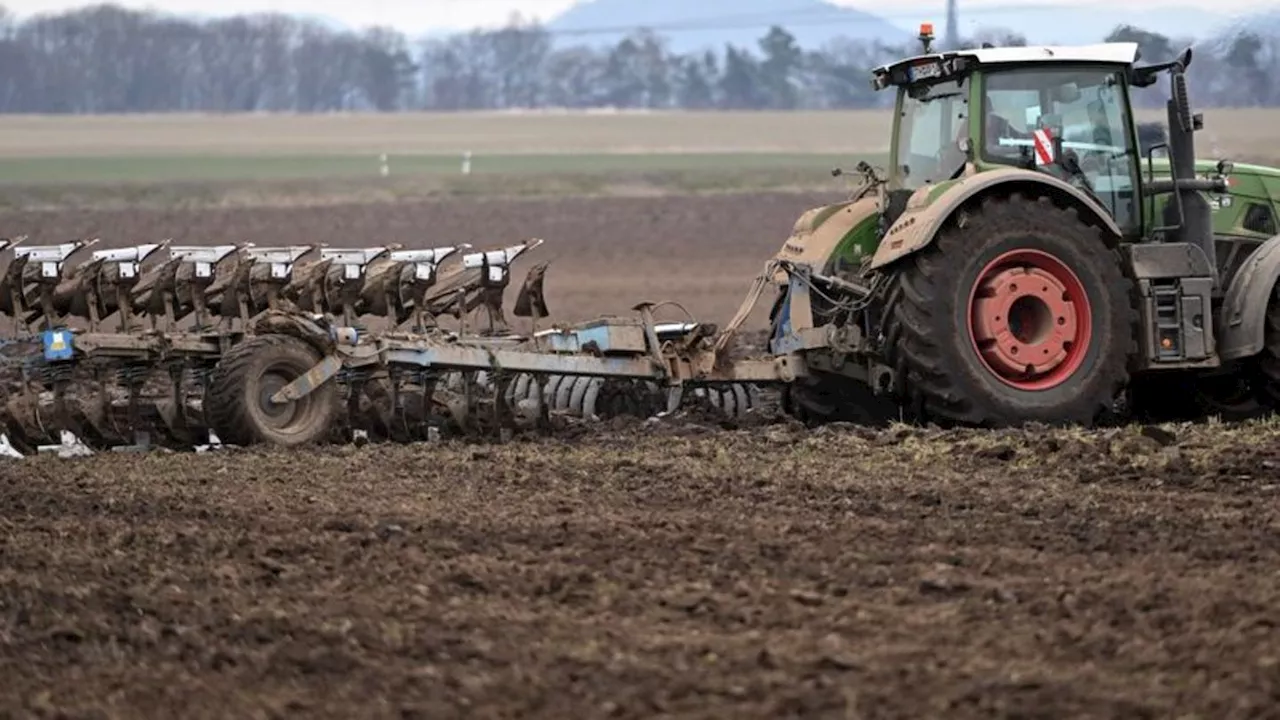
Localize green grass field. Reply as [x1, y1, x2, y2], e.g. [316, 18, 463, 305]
[0, 151, 868, 185]
[0, 111, 896, 189]
[0, 109, 1277, 208]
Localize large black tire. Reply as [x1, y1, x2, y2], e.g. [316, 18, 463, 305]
[780, 374, 900, 426]
[205, 334, 337, 447]
[1126, 371, 1267, 423]
[1192, 374, 1268, 421]
[1255, 283, 1280, 409]
[883, 193, 1140, 427]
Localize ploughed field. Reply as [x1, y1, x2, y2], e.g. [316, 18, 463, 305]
[1, 417, 1278, 718]
[1, 191, 1279, 717]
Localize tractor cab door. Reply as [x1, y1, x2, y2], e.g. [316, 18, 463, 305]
[978, 65, 1144, 240]
[890, 76, 970, 193]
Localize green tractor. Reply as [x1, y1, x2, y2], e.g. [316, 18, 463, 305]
[769, 27, 1280, 427]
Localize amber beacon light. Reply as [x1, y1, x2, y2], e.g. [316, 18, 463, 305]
[918, 22, 935, 52]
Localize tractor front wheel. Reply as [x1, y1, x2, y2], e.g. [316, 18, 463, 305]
[884, 193, 1138, 427]
[205, 334, 338, 447]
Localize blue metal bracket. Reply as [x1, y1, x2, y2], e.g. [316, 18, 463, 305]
[41, 328, 74, 361]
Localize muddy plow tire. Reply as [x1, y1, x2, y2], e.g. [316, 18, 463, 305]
[884, 193, 1139, 427]
[205, 334, 337, 447]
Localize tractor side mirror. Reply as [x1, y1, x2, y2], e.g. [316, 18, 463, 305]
[1176, 46, 1193, 70]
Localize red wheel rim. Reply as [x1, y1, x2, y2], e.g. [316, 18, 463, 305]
[966, 248, 1092, 391]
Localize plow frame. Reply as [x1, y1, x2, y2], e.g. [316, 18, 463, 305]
[0, 231, 898, 455]
[264, 254, 902, 416]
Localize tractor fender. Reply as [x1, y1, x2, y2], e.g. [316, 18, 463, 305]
[774, 195, 880, 282]
[1217, 233, 1280, 361]
[868, 167, 1123, 270]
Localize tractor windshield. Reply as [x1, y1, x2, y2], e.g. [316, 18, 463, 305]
[980, 66, 1140, 231]
[894, 77, 969, 191]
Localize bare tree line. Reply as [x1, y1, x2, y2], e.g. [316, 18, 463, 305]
[0, 3, 1275, 114]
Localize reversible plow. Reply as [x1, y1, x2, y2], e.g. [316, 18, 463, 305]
[0, 236, 767, 456]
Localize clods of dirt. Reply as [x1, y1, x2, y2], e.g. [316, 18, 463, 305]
[1, 419, 1278, 718]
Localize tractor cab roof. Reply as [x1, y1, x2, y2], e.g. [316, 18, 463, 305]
[871, 42, 1140, 90]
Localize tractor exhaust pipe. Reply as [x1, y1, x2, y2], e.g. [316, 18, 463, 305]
[1162, 60, 1217, 281]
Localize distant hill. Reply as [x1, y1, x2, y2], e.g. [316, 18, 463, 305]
[546, 0, 912, 53]
[940, 4, 1236, 46]
[544, 0, 1243, 53]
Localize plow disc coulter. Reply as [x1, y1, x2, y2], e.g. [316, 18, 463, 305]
[0, 235, 763, 456]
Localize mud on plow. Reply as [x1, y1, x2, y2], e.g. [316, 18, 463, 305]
[0, 236, 777, 457]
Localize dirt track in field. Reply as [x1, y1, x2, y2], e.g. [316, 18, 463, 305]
[1, 419, 1279, 718]
[0, 191, 844, 330]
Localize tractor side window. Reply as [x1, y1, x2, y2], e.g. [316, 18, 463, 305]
[1244, 203, 1277, 235]
[981, 67, 1140, 233]
[895, 78, 968, 191]
[981, 87, 1040, 162]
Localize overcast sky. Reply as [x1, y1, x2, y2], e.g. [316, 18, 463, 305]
[1, 0, 1272, 36]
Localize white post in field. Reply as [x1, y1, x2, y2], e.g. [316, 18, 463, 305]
[461, 150, 472, 175]
[379, 153, 390, 177]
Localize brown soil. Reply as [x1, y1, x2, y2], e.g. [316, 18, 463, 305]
[1, 420, 1278, 719]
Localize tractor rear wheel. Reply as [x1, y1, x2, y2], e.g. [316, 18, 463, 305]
[883, 193, 1139, 427]
[1254, 283, 1280, 410]
[205, 334, 337, 447]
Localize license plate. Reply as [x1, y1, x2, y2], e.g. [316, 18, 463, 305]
[909, 63, 942, 81]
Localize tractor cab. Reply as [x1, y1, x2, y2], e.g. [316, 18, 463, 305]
[873, 31, 1148, 237]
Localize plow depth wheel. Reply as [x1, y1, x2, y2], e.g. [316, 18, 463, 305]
[886, 193, 1138, 427]
[205, 334, 337, 447]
